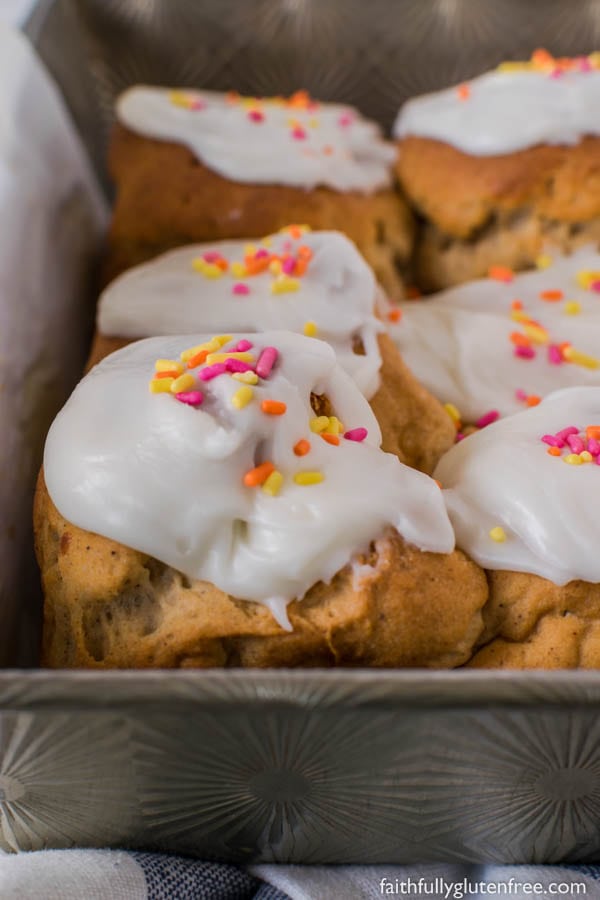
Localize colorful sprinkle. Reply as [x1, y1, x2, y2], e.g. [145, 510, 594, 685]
[488, 265, 514, 283]
[243, 461, 275, 487]
[232, 371, 258, 385]
[149, 377, 173, 393]
[198, 363, 227, 381]
[457, 83, 471, 100]
[310, 416, 329, 433]
[564, 301, 581, 315]
[206, 351, 254, 365]
[170, 373, 196, 394]
[293, 439, 311, 456]
[321, 433, 340, 446]
[475, 410, 500, 429]
[256, 347, 278, 379]
[303, 321, 318, 337]
[540, 289, 563, 302]
[155, 359, 183, 374]
[536, 254, 553, 270]
[489, 527, 506, 542]
[271, 275, 301, 294]
[262, 470, 284, 496]
[444, 403, 462, 427]
[175, 390, 203, 407]
[547, 446, 562, 456]
[563, 453, 583, 465]
[294, 471, 325, 486]
[261, 399, 287, 416]
[232, 282, 250, 295]
[232, 386, 254, 409]
[344, 427, 368, 442]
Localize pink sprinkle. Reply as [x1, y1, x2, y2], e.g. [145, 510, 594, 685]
[254, 248, 269, 259]
[556, 426, 579, 440]
[176, 390, 203, 407]
[567, 434, 585, 454]
[542, 434, 565, 448]
[548, 344, 563, 365]
[338, 113, 353, 127]
[588, 438, 600, 456]
[292, 126, 307, 140]
[282, 240, 293, 252]
[344, 427, 368, 442]
[202, 251, 220, 262]
[475, 410, 499, 429]
[579, 57, 593, 72]
[550, 68, 564, 79]
[234, 339, 253, 352]
[515, 346, 536, 359]
[248, 109, 264, 123]
[515, 389, 528, 402]
[225, 358, 253, 373]
[591, 280, 600, 293]
[455, 432, 465, 442]
[256, 346, 278, 379]
[596, 454, 600, 466]
[282, 257, 296, 275]
[233, 282, 250, 295]
[189, 99, 206, 111]
[198, 363, 227, 381]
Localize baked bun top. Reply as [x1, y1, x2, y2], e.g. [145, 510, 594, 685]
[117, 87, 396, 192]
[435, 386, 600, 584]
[45, 331, 453, 625]
[394, 50, 600, 156]
[98, 227, 384, 399]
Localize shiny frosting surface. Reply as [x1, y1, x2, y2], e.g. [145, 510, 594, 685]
[45, 332, 454, 622]
[117, 87, 396, 191]
[435, 386, 600, 584]
[394, 51, 600, 155]
[388, 247, 600, 421]
[98, 229, 384, 399]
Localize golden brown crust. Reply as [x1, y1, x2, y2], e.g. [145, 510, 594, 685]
[85, 332, 455, 474]
[467, 570, 600, 669]
[106, 124, 413, 299]
[35, 471, 488, 669]
[396, 136, 600, 291]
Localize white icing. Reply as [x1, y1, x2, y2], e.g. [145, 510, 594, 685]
[44, 332, 454, 615]
[116, 86, 395, 192]
[388, 246, 600, 421]
[98, 230, 383, 399]
[435, 386, 600, 584]
[394, 66, 600, 155]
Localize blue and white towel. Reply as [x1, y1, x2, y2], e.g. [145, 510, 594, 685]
[1, 854, 599, 900]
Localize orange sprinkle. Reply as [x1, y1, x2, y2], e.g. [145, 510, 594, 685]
[187, 349, 209, 369]
[434, 479, 442, 489]
[586, 425, 600, 441]
[288, 90, 311, 109]
[510, 332, 532, 348]
[559, 341, 572, 358]
[532, 48, 555, 68]
[297, 245, 313, 260]
[261, 400, 287, 416]
[215, 258, 229, 271]
[287, 225, 303, 240]
[540, 289, 563, 302]
[323, 145, 334, 155]
[526, 395, 541, 407]
[244, 256, 270, 275]
[511, 299, 523, 310]
[294, 258, 308, 276]
[243, 461, 275, 487]
[156, 369, 181, 379]
[457, 83, 471, 100]
[293, 439, 311, 456]
[321, 433, 340, 446]
[489, 265, 514, 282]
[388, 308, 402, 323]
[547, 446, 562, 456]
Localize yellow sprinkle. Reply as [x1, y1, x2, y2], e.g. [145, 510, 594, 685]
[536, 254, 553, 270]
[580, 450, 593, 463]
[170, 373, 195, 394]
[497, 61, 530, 72]
[562, 346, 600, 369]
[192, 258, 207, 273]
[271, 275, 301, 294]
[214, 334, 233, 347]
[325, 416, 344, 435]
[294, 471, 325, 486]
[310, 416, 330, 433]
[155, 359, 183, 374]
[523, 323, 549, 345]
[298, 224, 311, 233]
[149, 377, 173, 393]
[303, 321, 318, 337]
[269, 259, 282, 275]
[564, 301, 581, 316]
[262, 470, 284, 496]
[244, 243, 257, 256]
[232, 371, 258, 384]
[206, 351, 254, 365]
[202, 263, 223, 279]
[444, 403, 461, 426]
[261, 236, 273, 248]
[308, 117, 319, 128]
[231, 261, 247, 278]
[489, 526, 506, 543]
[231, 386, 253, 409]
[564, 453, 583, 465]
[169, 90, 191, 107]
[575, 269, 600, 289]
[589, 51, 600, 68]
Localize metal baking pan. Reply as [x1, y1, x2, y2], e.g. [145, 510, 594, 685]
[3, 0, 600, 861]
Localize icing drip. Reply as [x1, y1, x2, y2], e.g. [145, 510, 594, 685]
[117, 87, 396, 192]
[98, 228, 384, 399]
[387, 247, 600, 421]
[45, 332, 454, 616]
[394, 51, 600, 156]
[434, 386, 600, 584]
